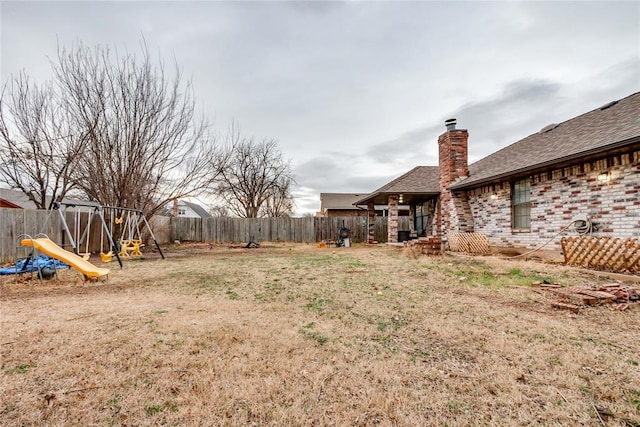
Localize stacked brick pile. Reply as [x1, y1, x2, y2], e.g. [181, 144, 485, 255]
[405, 237, 442, 256]
[536, 282, 640, 312]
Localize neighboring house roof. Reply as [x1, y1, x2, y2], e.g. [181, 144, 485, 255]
[0, 198, 23, 208]
[320, 193, 408, 212]
[0, 188, 109, 210]
[321, 193, 369, 211]
[0, 189, 37, 209]
[182, 201, 212, 218]
[354, 166, 440, 205]
[451, 92, 640, 190]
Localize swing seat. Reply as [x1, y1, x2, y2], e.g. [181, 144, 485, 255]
[81, 253, 91, 261]
[119, 239, 143, 257]
[129, 239, 144, 257]
[100, 251, 113, 263]
[118, 239, 131, 257]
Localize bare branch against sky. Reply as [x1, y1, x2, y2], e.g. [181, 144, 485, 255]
[1, 1, 638, 214]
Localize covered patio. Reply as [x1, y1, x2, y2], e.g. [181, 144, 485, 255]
[354, 166, 440, 244]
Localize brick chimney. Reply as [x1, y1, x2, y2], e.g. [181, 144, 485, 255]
[172, 198, 179, 217]
[438, 118, 469, 184]
[437, 119, 474, 236]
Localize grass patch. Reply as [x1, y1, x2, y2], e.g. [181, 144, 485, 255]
[304, 293, 333, 314]
[299, 323, 330, 345]
[145, 401, 178, 416]
[4, 363, 35, 375]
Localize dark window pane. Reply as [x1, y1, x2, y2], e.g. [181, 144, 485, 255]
[512, 178, 531, 229]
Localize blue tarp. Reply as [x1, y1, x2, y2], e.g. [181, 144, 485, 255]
[0, 255, 69, 276]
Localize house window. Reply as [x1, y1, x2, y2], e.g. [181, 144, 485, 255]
[178, 208, 186, 216]
[414, 201, 431, 236]
[512, 178, 531, 230]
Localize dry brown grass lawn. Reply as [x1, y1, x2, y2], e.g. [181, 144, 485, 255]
[1, 243, 639, 426]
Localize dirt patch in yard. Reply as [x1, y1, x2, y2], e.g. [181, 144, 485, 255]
[1, 244, 639, 426]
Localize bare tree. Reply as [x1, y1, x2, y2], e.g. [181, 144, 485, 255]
[217, 138, 295, 218]
[208, 204, 229, 217]
[260, 176, 295, 217]
[0, 72, 84, 209]
[52, 41, 223, 215]
[1, 39, 225, 215]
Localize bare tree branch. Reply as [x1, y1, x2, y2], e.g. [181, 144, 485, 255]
[52, 41, 224, 216]
[261, 176, 295, 217]
[217, 137, 295, 218]
[0, 73, 83, 209]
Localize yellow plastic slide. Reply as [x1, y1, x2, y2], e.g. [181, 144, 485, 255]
[21, 238, 110, 278]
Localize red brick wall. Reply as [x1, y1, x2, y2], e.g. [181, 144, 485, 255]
[438, 128, 474, 236]
[467, 151, 640, 250]
[387, 195, 399, 243]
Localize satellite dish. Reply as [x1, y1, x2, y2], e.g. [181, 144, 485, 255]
[539, 123, 559, 133]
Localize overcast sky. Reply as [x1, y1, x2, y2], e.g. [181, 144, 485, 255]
[1, 1, 639, 215]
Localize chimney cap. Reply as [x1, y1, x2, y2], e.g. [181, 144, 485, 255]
[445, 118, 457, 131]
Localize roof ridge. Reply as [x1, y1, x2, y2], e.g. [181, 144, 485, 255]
[374, 165, 436, 193]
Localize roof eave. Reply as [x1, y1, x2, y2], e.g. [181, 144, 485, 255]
[353, 192, 381, 205]
[450, 136, 640, 191]
[354, 191, 439, 206]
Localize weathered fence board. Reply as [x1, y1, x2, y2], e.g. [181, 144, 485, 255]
[0, 208, 63, 263]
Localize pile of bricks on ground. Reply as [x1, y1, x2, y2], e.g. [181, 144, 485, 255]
[405, 237, 442, 256]
[533, 281, 640, 312]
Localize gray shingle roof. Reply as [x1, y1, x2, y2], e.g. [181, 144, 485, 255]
[320, 193, 370, 210]
[354, 166, 440, 205]
[320, 193, 408, 212]
[183, 201, 212, 218]
[0, 189, 91, 209]
[0, 188, 35, 208]
[451, 92, 640, 190]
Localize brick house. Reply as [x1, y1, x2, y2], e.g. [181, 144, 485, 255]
[356, 92, 640, 252]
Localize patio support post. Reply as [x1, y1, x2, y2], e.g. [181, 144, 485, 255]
[409, 204, 415, 235]
[367, 202, 376, 244]
[387, 194, 399, 243]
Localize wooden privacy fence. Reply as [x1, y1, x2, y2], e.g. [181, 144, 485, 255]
[561, 236, 640, 273]
[1, 209, 60, 264]
[170, 216, 410, 245]
[0, 208, 111, 263]
[447, 232, 490, 254]
[0, 208, 410, 262]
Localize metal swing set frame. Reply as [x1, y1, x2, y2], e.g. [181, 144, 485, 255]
[39, 201, 165, 269]
[102, 205, 165, 261]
